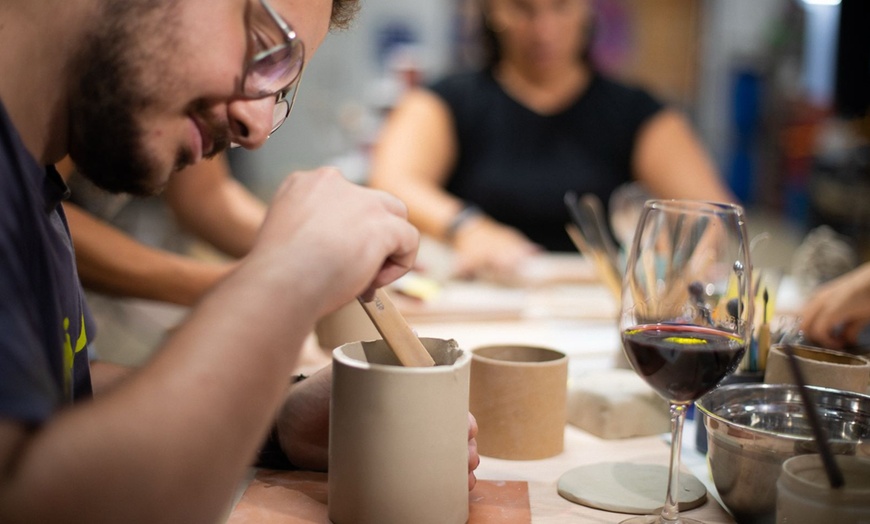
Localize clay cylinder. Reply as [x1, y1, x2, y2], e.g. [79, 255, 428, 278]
[776, 454, 870, 524]
[469, 344, 568, 460]
[764, 344, 870, 394]
[314, 300, 380, 351]
[328, 338, 471, 524]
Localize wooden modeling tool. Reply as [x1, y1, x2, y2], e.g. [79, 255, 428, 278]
[358, 288, 436, 367]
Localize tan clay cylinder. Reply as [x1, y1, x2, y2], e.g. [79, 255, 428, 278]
[328, 338, 471, 524]
[470, 344, 568, 460]
[764, 344, 870, 394]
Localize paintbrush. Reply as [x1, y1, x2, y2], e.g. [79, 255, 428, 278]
[565, 224, 622, 299]
[758, 288, 771, 371]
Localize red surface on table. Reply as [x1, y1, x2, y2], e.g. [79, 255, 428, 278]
[227, 469, 531, 523]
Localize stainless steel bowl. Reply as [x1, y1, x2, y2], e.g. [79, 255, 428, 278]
[696, 383, 870, 524]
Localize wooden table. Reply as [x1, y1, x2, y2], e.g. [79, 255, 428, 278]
[226, 253, 738, 523]
[225, 423, 735, 523]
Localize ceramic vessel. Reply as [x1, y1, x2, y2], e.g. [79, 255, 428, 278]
[469, 344, 568, 460]
[764, 343, 870, 394]
[314, 299, 380, 351]
[776, 454, 870, 524]
[328, 337, 471, 524]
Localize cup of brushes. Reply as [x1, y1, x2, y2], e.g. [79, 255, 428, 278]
[741, 269, 782, 376]
[696, 271, 778, 454]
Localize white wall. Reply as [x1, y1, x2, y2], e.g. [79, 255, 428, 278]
[230, 0, 455, 198]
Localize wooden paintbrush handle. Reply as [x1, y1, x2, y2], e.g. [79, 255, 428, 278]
[566, 224, 622, 300]
[757, 323, 771, 371]
[358, 288, 436, 367]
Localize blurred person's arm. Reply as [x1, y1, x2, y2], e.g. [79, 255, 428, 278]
[64, 202, 234, 306]
[61, 154, 263, 307]
[369, 88, 539, 279]
[164, 154, 266, 259]
[800, 263, 870, 349]
[633, 109, 736, 203]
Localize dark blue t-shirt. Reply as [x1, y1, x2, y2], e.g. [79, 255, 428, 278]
[0, 100, 94, 423]
[429, 70, 664, 252]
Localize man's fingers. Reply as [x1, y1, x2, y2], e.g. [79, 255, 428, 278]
[468, 412, 479, 439]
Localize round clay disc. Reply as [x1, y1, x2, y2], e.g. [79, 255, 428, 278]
[557, 462, 707, 514]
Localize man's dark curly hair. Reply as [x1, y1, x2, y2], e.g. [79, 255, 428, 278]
[330, 0, 360, 30]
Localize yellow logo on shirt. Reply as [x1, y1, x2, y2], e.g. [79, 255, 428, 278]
[62, 315, 89, 400]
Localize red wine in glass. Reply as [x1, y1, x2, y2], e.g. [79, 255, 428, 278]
[623, 324, 746, 404]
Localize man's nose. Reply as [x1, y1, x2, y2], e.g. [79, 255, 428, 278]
[227, 96, 277, 149]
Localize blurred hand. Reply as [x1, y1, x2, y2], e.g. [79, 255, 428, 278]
[467, 412, 480, 491]
[252, 167, 419, 317]
[452, 216, 541, 281]
[276, 367, 332, 471]
[800, 263, 870, 349]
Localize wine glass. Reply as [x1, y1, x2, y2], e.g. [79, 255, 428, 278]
[619, 200, 752, 524]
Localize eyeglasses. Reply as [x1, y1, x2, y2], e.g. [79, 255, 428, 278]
[268, 68, 303, 134]
[241, 0, 305, 135]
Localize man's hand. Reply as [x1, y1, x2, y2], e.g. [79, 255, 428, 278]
[467, 412, 480, 491]
[275, 367, 331, 471]
[252, 168, 420, 320]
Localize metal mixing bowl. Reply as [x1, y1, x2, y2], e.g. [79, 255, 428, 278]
[695, 383, 870, 524]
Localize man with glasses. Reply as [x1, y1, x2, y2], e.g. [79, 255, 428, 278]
[0, 0, 479, 521]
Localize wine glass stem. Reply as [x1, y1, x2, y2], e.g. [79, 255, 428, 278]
[661, 403, 689, 523]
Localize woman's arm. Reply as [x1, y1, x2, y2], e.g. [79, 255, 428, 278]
[369, 89, 539, 278]
[369, 88, 465, 239]
[632, 109, 736, 203]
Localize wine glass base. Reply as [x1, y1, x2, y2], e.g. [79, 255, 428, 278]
[620, 516, 705, 524]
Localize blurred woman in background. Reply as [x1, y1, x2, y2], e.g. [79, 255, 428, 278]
[369, 0, 733, 279]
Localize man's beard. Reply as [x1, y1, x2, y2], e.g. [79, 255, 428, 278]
[67, 2, 185, 196]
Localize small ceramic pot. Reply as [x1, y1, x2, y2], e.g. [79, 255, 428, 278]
[328, 337, 471, 524]
[765, 344, 870, 394]
[776, 454, 870, 524]
[314, 300, 380, 352]
[469, 344, 568, 460]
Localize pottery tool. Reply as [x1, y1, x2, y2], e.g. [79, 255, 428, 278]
[564, 192, 623, 300]
[579, 193, 621, 266]
[358, 288, 435, 367]
[688, 281, 714, 327]
[781, 344, 845, 488]
[745, 271, 763, 371]
[757, 288, 771, 371]
[565, 223, 622, 300]
[564, 192, 621, 275]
